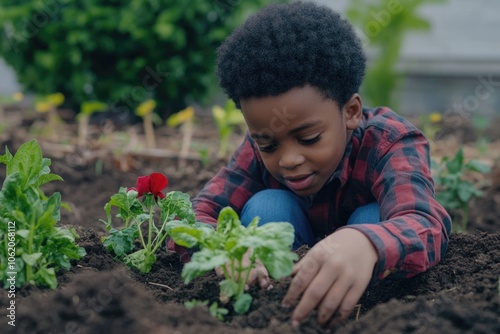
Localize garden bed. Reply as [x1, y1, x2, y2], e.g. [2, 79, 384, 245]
[1, 115, 500, 333]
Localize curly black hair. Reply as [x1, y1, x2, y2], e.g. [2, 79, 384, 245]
[216, 1, 366, 109]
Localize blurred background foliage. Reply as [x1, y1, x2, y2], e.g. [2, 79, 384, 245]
[347, 0, 446, 109]
[0, 0, 284, 118]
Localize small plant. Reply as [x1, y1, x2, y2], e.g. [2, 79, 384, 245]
[212, 100, 246, 159]
[77, 100, 108, 146]
[471, 115, 490, 156]
[171, 207, 297, 315]
[100, 172, 205, 273]
[0, 140, 86, 289]
[0, 93, 24, 130]
[167, 106, 195, 169]
[432, 147, 491, 232]
[420, 112, 442, 142]
[34, 93, 65, 140]
[185, 299, 229, 321]
[135, 99, 161, 149]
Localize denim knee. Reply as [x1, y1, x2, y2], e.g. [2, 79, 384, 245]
[347, 202, 381, 225]
[241, 189, 315, 248]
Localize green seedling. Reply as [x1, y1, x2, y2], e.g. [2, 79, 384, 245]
[78, 100, 108, 146]
[167, 106, 195, 169]
[420, 112, 442, 144]
[0, 93, 24, 131]
[135, 99, 161, 149]
[34, 93, 65, 141]
[171, 207, 297, 315]
[185, 299, 229, 321]
[432, 147, 491, 232]
[212, 100, 246, 159]
[472, 115, 490, 156]
[0, 140, 86, 289]
[100, 172, 207, 273]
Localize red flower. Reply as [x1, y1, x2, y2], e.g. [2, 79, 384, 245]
[128, 173, 168, 200]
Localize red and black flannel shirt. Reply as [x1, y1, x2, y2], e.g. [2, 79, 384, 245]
[190, 107, 452, 283]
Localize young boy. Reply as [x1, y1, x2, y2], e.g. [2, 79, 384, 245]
[190, 1, 451, 328]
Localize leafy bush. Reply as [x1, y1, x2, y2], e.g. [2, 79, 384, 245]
[0, 140, 86, 289]
[432, 147, 490, 232]
[0, 0, 284, 114]
[347, 0, 444, 108]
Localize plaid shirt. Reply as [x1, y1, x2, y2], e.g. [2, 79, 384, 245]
[191, 107, 452, 283]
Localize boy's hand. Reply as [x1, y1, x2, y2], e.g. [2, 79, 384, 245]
[282, 228, 378, 328]
[215, 249, 271, 289]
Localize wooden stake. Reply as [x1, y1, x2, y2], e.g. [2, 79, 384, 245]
[78, 114, 89, 146]
[143, 113, 156, 148]
[178, 119, 193, 170]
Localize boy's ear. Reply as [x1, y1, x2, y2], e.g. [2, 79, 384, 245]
[343, 93, 362, 130]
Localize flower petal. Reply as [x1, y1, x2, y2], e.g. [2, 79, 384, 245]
[149, 173, 168, 194]
[136, 175, 151, 196]
[155, 192, 166, 199]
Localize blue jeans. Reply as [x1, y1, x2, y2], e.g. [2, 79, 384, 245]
[240, 189, 380, 249]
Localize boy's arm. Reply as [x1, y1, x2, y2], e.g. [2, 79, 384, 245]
[192, 133, 269, 225]
[341, 130, 452, 283]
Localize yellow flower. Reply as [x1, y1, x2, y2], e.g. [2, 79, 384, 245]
[13, 92, 24, 102]
[46, 92, 65, 106]
[81, 101, 107, 115]
[429, 113, 442, 123]
[167, 106, 194, 127]
[135, 99, 157, 117]
[35, 101, 51, 113]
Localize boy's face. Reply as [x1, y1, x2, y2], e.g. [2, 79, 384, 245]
[240, 86, 362, 197]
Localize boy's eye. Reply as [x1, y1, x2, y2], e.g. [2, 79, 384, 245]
[299, 134, 321, 145]
[257, 143, 277, 153]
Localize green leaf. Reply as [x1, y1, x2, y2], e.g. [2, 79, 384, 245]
[35, 267, 57, 289]
[125, 249, 156, 273]
[22, 252, 43, 266]
[233, 293, 253, 314]
[169, 224, 205, 248]
[7, 140, 43, 188]
[182, 248, 228, 283]
[16, 229, 30, 240]
[35, 173, 64, 187]
[256, 248, 298, 280]
[219, 279, 239, 301]
[446, 147, 463, 174]
[217, 207, 241, 236]
[457, 183, 474, 203]
[256, 222, 295, 248]
[0, 146, 13, 164]
[103, 226, 138, 257]
[159, 191, 196, 224]
[465, 160, 491, 173]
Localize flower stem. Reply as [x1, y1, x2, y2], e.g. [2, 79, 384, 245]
[136, 221, 147, 250]
[147, 204, 154, 253]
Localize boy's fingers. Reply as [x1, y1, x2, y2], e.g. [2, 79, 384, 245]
[247, 266, 270, 288]
[282, 256, 320, 308]
[215, 266, 224, 276]
[315, 274, 352, 326]
[291, 266, 340, 325]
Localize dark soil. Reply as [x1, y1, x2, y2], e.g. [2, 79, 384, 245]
[1, 133, 500, 333]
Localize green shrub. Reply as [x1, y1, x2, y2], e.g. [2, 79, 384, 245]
[0, 0, 284, 115]
[347, 0, 445, 108]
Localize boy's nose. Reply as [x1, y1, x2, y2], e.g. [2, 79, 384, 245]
[279, 152, 305, 169]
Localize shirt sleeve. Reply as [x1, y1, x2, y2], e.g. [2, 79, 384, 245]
[341, 124, 452, 284]
[192, 133, 268, 225]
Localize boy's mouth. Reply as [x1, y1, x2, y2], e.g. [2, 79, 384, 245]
[283, 174, 314, 191]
